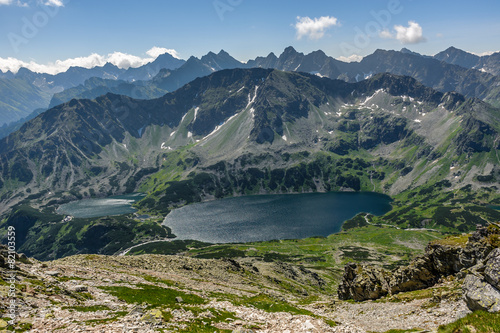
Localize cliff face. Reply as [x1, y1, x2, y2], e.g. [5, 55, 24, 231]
[338, 223, 500, 308]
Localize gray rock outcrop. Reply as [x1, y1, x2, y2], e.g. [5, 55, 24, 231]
[463, 248, 500, 312]
[338, 224, 500, 302]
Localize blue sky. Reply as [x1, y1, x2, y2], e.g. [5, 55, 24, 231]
[0, 0, 499, 73]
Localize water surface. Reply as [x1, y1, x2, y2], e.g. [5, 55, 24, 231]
[163, 192, 392, 243]
[57, 193, 145, 218]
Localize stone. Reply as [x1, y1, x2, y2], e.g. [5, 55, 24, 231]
[426, 243, 463, 274]
[18, 253, 31, 264]
[141, 309, 163, 324]
[70, 285, 88, 292]
[463, 274, 500, 312]
[484, 248, 500, 290]
[175, 296, 183, 303]
[389, 256, 436, 294]
[337, 263, 390, 301]
[45, 271, 60, 277]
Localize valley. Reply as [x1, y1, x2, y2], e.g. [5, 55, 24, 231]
[0, 45, 500, 332]
[1, 65, 499, 261]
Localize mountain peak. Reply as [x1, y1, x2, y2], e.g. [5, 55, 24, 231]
[310, 49, 327, 57]
[282, 46, 298, 55]
[444, 46, 461, 52]
[433, 46, 480, 69]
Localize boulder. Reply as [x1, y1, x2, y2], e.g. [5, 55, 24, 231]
[463, 274, 500, 312]
[338, 263, 390, 301]
[426, 243, 463, 274]
[484, 248, 500, 290]
[389, 256, 436, 294]
[462, 247, 500, 313]
[141, 308, 163, 324]
[70, 285, 88, 292]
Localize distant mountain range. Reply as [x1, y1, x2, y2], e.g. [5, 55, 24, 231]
[0, 46, 499, 132]
[434, 46, 500, 75]
[0, 68, 498, 215]
[0, 52, 185, 127]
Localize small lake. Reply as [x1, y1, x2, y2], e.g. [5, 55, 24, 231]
[57, 193, 145, 218]
[163, 192, 392, 243]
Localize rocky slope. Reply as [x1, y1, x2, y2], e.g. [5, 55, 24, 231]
[338, 223, 500, 313]
[0, 228, 477, 333]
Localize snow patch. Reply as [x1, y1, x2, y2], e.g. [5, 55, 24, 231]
[180, 112, 188, 124]
[360, 89, 384, 106]
[237, 86, 245, 93]
[282, 135, 287, 141]
[202, 113, 239, 141]
[310, 71, 325, 78]
[246, 85, 259, 109]
[161, 142, 173, 150]
[193, 107, 199, 122]
[187, 131, 192, 138]
[170, 131, 176, 137]
[413, 119, 421, 123]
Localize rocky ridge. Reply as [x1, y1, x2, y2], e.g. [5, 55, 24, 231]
[338, 223, 500, 314]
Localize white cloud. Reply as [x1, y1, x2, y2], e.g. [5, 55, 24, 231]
[395, 21, 425, 44]
[42, 0, 63, 6]
[295, 16, 339, 40]
[379, 29, 394, 39]
[336, 54, 363, 63]
[0, 0, 60, 6]
[470, 50, 500, 57]
[146, 47, 180, 59]
[0, 46, 180, 74]
[379, 21, 426, 44]
[0, 0, 28, 6]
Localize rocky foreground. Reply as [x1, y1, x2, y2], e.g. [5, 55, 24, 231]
[1, 225, 500, 332]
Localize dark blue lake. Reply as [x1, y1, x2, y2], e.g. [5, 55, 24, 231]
[162, 192, 392, 243]
[57, 193, 145, 218]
